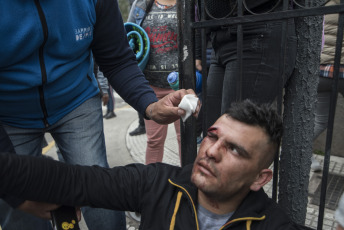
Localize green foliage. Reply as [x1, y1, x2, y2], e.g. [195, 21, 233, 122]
[313, 149, 325, 156]
[118, 0, 130, 22]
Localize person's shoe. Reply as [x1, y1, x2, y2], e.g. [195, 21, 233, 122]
[104, 111, 116, 119]
[311, 156, 322, 172]
[129, 125, 146, 136]
[126, 211, 141, 222]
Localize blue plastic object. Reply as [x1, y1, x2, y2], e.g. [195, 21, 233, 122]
[124, 22, 150, 71]
[167, 72, 179, 91]
[167, 71, 202, 94]
[195, 70, 202, 94]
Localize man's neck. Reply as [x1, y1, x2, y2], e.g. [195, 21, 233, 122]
[197, 190, 248, 215]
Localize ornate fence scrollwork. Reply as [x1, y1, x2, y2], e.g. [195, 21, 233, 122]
[204, 0, 330, 19]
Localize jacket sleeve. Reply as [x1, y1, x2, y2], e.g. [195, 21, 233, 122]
[0, 124, 26, 208]
[91, 0, 157, 116]
[127, 0, 139, 22]
[259, 200, 311, 230]
[0, 153, 160, 212]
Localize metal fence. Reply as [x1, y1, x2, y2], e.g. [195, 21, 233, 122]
[177, 0, 344, 229]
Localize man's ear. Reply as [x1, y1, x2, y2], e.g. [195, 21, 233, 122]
[249, 169, 272, 191]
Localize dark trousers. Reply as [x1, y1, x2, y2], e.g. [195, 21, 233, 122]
[314, 77, 344, 139]
[205, 20, 297, 129]
[106, 86, 115, 113]
[138, 112, 145, 127]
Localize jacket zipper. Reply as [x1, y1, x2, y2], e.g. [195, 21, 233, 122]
[220, 215, 266, 229]
[168, 179, 200, 230]
[34, 0, 49, 127]
[168, 180, 266, 230]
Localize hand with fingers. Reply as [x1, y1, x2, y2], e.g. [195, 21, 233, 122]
[18, 201, 82, 222]
[145, 88, 201, 124]
[18, 200, 60, 220]
[101, 93, 109, 106]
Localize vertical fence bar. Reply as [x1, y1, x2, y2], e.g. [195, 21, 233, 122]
[317, 6, 344, 229]
[272, 0, 291, 202]
[236, 0, 243, 102]
[200, 0, 208, 139]
[177, 0, 198, 166]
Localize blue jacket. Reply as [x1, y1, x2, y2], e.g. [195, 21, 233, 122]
[127, 0, 149, 25]
[0, 0, 157, 128]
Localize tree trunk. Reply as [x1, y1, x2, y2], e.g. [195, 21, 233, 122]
[279, 8, 323, 224]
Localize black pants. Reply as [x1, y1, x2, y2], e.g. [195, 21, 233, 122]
[205, 20, 297, 129]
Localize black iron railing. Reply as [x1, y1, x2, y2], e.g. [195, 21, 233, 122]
[177, 0, 344, 229]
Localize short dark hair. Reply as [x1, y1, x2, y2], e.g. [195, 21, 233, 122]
[224, 99, 283, 150]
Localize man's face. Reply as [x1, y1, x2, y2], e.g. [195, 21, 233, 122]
[191, 115, 272, 201]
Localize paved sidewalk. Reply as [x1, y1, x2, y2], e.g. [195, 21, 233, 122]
[126, 121, 181, 167]
[126, 118, 343, 230]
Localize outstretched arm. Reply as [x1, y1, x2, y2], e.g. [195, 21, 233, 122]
[0, 153, 154, 212]
[0, 124, 64, 219]
[92, 0, 200, 125]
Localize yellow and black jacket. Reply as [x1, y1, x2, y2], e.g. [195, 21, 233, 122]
[0, 153, 305, 230]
